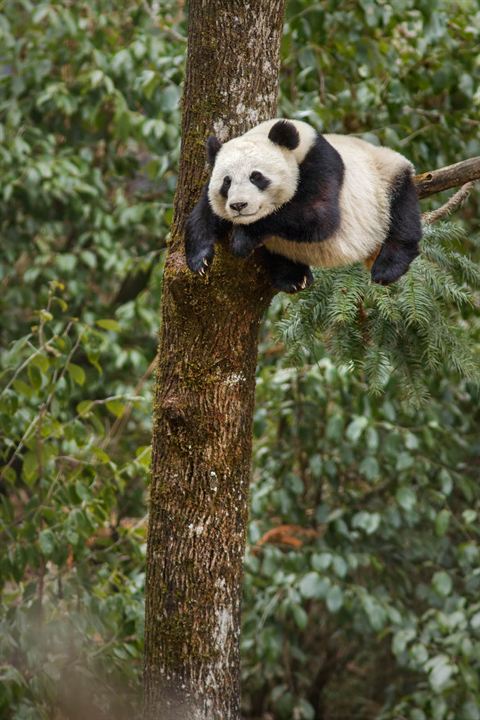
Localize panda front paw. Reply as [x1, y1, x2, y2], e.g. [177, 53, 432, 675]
[231, 228, 259, 258]
[185, 244, 215, 276]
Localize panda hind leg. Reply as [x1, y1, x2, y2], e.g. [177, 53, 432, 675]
[371, 170, 422, 286]
[261, 248, 313, 294]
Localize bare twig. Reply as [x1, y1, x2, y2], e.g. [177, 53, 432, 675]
[141, 0, 187, 42]
[414, 156, 480, 198]
[422, 181, 476, 225]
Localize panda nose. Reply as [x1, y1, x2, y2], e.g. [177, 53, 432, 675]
[230, 201, 248, 212]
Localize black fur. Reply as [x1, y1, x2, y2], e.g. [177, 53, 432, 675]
[268, 120, 300, 150]
[260, 248, 314, 293]
[185, 186, 231, 273]
[219, 175, 231, 199]
[371, 169, 422, 285]
[206, 136, 222, 166]
[231, 226, 258, 258]
[249, 171, 271, 190]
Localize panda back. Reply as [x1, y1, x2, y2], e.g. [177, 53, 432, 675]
[265, 133, 414, 269]
[325, 134, 414, 188]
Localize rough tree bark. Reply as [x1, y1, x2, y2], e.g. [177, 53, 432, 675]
[143, 2, 286, 719]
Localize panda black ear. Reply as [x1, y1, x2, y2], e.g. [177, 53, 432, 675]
[268, 120, 300, 150]
[206, 136, 222, 166]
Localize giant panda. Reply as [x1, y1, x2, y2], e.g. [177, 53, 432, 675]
[185, 119, 422, 293]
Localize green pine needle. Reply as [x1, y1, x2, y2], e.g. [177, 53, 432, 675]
[278, 222, 480, 402]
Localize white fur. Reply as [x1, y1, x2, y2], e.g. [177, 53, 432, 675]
[208, 119, 317, 225]
[208, 141, 297, 224]
[208, 119, 414, 266]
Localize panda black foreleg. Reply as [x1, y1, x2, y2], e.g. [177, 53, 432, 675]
[260, 248, 314, 294]
[371, 170, 422, 285]
[185, 186, 231, 275]
[230, 226, 261, 258]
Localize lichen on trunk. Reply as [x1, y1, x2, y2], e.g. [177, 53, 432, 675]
[143, 2, 286, 719]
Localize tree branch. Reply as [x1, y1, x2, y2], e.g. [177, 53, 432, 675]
[422, 182, 476, 225]
[414, 156, 480, 198]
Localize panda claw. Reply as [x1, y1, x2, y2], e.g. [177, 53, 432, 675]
[290, 277, 308, 293]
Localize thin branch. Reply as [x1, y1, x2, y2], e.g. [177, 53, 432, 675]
[414, 156, 480, 198]
[422, 181, 476, 225]
[141, 0, 187, 42]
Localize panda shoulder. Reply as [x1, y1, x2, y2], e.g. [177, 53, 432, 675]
[324, 134, 414, 186]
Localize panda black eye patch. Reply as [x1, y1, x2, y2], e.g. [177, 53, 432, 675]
[220, 176, 231, 198]
[250, 171, 270, 190]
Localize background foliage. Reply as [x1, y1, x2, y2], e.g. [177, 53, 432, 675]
[1, 1, 479, 719]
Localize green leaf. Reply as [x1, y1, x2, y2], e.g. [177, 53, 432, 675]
[392, 628, 416, 655]
[366, 426, 379, 450]
[396, 452, 414, 471]
[106, 399, 126, 417]
[345, 416, 368, 443]
[96, 318, 121, 332]
[22, 452, 38, 485]
[12, 379, 34, 399]
[299, 572, 328, 600]
[67, 363, 86, 386]
[352, 511, 380, 534]
[462, 510, 477, 524]
[333, 556, 348, 578]
[326, 414, 343, 441]
[30, 354, 50, 374]
[435, 509, 450, 537]
[75, 480, 92, 501]
[28, 364, 42, 390]
[135, 445, 152, 467]
[76, 400, 93, 416]
[309, 453, 323, 477]
[39, 530, 55, 557]
[92, 447, 111, 463]
[312, 553, 332, 571]
[396, 486, 416, 511]
[326, 585, 343, 613]
[362, 595, 386, 631]
[409, 643, 429, 665]
[359, 456, 379, 481]
[297, 699, 315, 720]
[427, 654, 456, 692]
[432, 570, 452, 597]
[292, 604, 308, 630]
[470, 612, 480, 630]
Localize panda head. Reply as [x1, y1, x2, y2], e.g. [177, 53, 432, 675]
[207, 120, 301, 225]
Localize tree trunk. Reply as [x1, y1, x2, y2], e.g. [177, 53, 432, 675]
[143, 2, 285, 719]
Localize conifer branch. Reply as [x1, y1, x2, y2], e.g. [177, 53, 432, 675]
[422, 182, 476, 225]
[414, 156, 480, 198]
